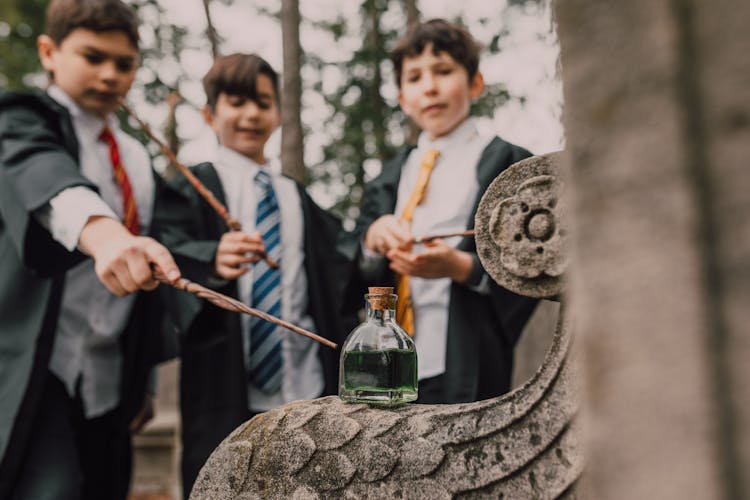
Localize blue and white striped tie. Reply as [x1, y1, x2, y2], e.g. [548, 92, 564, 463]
[249, 169, 283, 393]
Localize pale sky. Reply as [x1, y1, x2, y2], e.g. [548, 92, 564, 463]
[130, 0, 563, 205]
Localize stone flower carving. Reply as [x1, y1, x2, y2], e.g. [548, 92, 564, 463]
[490, 175, 567, 280]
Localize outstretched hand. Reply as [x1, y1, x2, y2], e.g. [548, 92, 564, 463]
[79, 216, 181, 296]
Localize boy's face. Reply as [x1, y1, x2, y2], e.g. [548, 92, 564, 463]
[398, 43, 484, 140]
[203, 74, 281, 165]
[38, 28, 138, 119]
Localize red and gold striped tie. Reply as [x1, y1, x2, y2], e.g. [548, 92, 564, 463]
[396, 148, 440, 336]
[99, 126, 140, 235]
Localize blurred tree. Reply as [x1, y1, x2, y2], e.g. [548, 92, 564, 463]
[304, 0, 399, 224]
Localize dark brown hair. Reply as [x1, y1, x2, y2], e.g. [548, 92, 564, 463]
[390, 18, 481, 88]
[202, 53, 280, 111]
[45, 0, 140, 48]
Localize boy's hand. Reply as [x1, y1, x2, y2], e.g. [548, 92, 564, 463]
[387, 239, 472, 283]
[79, 216, 180, 296]
[364, 215, 413, 255]
[214, 231, 264, 280]
[129, 394, 155, 434]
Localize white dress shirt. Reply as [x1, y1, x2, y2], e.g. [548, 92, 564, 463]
[210, 145, 322, 412]
[365, 118, 494, 381]
[37, 85, 155, 418]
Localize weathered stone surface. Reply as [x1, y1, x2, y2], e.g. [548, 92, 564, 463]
[475, 152, 567, 298]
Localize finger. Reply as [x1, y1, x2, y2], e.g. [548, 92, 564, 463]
[111, 258, 139, 294]
[387, 247, 417, 263]
[225, 231, 263, 245]
[220, 241, 266, 256]
[145, 240, 180, 282]
[129, 413, 145, 433]
[126, 249, 156, 289]
[382, 233, 407, 254]
[217, 265, 249, 280]
[99, 269, 127, 296]
[238, 242, 266, 255]
[389, 260, 415, 276]
[221, 254, 256, 267]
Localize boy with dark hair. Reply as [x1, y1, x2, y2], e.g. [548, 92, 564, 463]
[0, 0, 181, 498]
[344, 18, 538, 404]
[155, 52, 351, 498]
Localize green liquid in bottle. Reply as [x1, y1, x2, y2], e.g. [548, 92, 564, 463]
[341, 348, 418, 406]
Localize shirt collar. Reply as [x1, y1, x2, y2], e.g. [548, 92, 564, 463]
[416, 116, 479, 152]
[216, 145, 280, 178]
[47, 84, 118, 138]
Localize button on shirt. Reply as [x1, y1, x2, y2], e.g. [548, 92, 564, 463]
[368, 118, 493, 381]
[211, 146, 322, 412]
[38, 85, 154, 418]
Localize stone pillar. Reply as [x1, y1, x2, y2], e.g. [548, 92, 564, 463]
[555, 0, 750, 498]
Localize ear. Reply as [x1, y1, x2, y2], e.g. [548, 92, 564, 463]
[37, 34, 57, 73]
[202, 105, 214, 127]
[397, 89, 414, 119]
[469, 71, 485, 100]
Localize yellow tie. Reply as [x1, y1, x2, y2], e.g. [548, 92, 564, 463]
[396, 149, 440, 336]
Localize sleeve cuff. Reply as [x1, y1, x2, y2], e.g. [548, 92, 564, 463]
[35, 186, 118, 252]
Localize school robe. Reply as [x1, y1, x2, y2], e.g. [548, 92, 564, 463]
[153, 162, 353, 496]
[340, 136, 539, 403]
[0, 90, 168, 497]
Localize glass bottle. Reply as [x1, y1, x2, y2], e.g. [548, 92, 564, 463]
[339, 286, 418, 406]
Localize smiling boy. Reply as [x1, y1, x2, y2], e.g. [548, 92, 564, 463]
[0, 1, 180, 498]
[154, 53, 351, 498]
[348, 19, 538, 404]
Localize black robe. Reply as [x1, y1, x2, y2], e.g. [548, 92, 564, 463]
[339, 137, 539, 403]
[153, 162, 353, 496]
[0, 90, 168, 497]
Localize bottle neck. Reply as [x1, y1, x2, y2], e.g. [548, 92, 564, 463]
[365, 302, 396, 322]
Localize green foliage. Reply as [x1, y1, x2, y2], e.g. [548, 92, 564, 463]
[0, 0, 47, 89]
[304, 0, 404, 222]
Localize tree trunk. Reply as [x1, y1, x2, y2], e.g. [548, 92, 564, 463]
[363, 0, 388, 160]
[401, 0, 421, 144]
[280, 0, 304, 182]
[556, 0, 750, 497]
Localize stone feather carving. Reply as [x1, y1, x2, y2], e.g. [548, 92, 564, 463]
[191, 152, 582, 499]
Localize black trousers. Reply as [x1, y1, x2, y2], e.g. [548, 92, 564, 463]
[11, 372, 132, 500]
[416, 374, 446, 404]
[181, 409, 259, 499]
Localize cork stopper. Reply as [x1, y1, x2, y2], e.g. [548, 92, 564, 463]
[367, 286, 394, 310]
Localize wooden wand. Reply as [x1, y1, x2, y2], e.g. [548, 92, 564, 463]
[119, 99, 279, 269]
[154, 269, 337, 350]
